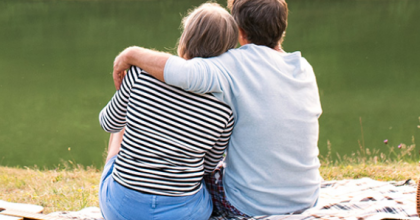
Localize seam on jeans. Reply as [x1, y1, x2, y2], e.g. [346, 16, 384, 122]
[104, 196, 128, 220]
[152, 196, 157, 209]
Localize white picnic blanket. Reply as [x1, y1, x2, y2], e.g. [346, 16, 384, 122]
[47, 178, 419, 220]
[225, 178, 419, 220]
[300, 177, 418, 220]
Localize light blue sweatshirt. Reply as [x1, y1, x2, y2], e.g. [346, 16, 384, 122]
[164, 44, 322, 216]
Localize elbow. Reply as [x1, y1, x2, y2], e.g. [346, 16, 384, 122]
[100, 122, 123, 133]
[99, 111, 124, 133]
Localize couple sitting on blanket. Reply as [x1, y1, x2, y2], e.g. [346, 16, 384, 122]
[99, 0, 322, 219]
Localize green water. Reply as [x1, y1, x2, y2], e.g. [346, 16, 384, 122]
[1, 0, 419, 168]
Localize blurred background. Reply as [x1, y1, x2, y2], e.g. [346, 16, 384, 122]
[0, 0, 419, 168]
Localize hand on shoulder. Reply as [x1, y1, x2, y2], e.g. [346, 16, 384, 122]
[113, 47, 137, 90]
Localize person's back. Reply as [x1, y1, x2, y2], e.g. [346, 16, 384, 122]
[100, 66, 234, 195]
[218, 44, 322, 215]
[165, 42, 322, 215]
[98, 3, 239, 220]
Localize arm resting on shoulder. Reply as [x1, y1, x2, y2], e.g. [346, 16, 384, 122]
[114, 46, 226, 95]
[113, 46, 171, 89]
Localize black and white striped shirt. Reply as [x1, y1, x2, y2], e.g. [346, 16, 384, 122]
[99, 66, 234, 196]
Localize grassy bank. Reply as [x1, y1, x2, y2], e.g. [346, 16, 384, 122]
[0, 164, 101, 214]
[0, 161, 418, 214]
[1, 139, 419, 214]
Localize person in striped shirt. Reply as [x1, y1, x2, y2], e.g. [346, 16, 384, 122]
[98, 3, 238, 220]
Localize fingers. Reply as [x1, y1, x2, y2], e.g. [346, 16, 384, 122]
[113, 47, 133, 90]
[121, 70, 127, 81]
[113, 53, 126, 90]
[113, 70, 123, 90]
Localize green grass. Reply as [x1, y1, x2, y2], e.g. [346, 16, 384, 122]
[1, 129, 419, 214]
[320, 161, 419, 182]
[1, 161, 419, 214]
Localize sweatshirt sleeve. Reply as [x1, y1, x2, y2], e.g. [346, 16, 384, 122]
[164, 55, 226, 95]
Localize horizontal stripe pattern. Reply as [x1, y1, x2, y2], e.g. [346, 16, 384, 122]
[99, 66, 234, 196]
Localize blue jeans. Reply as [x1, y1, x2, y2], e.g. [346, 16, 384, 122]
[99, 156, 212, 220]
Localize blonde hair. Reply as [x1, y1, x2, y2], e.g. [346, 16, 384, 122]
[177, 3, 238, 60]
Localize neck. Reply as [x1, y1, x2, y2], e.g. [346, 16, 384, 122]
[273, 45, 285, 53]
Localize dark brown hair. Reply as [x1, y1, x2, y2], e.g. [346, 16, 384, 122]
[177, 3, 238, 59]
[228, 0, 288, 48]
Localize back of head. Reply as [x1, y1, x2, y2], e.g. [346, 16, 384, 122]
[177, 3, 238, 59]
[228, 0, 288, 49]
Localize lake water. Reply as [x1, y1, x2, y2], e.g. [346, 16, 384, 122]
[1, 0, 419, 168]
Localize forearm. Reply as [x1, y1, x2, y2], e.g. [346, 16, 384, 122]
[204, 146, 227, 173]
[106, 128, 125, 163]
[114, 46, 171, 84]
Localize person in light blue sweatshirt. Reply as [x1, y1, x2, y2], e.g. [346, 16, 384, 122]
[111, 0, 322, 217]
